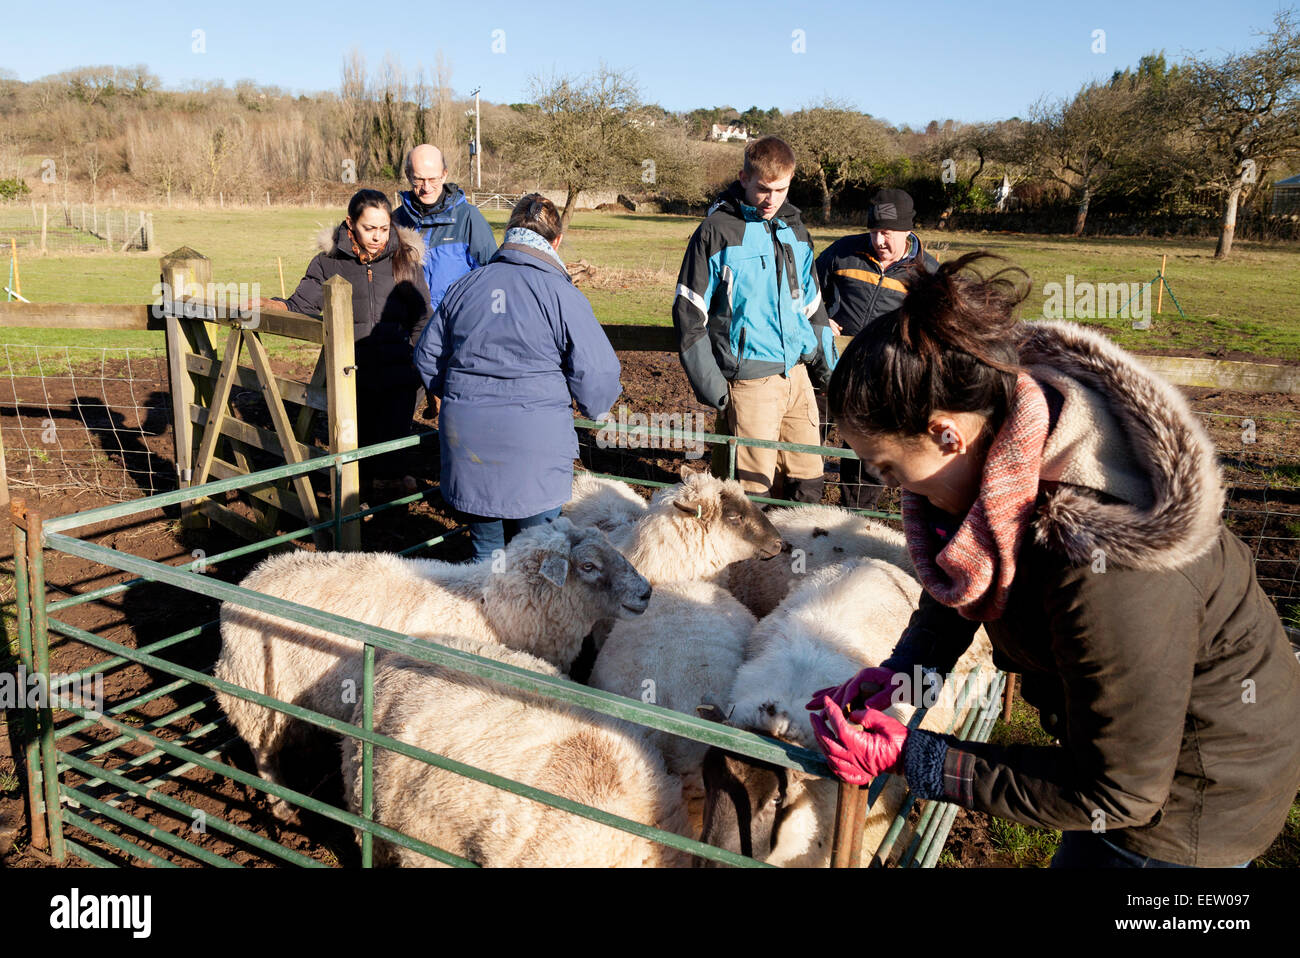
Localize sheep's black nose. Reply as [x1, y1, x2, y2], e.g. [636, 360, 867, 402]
[639, 587, 651, 603]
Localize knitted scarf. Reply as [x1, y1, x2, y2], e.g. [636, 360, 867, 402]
[503, 226, 567, 272]
[347, 225, 382, 266]
[902, 372, 1050, 621]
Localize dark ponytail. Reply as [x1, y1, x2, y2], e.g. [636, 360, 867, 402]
[827, 252, 1029, 438]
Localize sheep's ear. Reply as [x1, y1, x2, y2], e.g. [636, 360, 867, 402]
[672, 498, 703, 520]
[539, 553, 569, 588]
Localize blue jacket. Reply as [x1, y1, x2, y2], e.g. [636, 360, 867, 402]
[392, 183, 498, 312]
[672, 182, 838, 411]
[413, 242, 622, 518]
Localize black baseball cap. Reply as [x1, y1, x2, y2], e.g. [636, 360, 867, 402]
[867, 189, 916, 230]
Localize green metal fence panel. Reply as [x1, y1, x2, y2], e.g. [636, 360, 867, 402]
[16, 423, 1002, 868]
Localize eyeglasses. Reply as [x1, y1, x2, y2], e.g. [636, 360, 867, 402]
[411, 176, 444, 186]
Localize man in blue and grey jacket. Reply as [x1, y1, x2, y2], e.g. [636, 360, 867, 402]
[392, 144, 499, 313]
[672, 136, 838, 503]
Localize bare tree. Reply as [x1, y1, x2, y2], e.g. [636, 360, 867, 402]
[778, 100, 894, 220]
[1024, 81, 1143, 235]
[1186, 10, 1300, 258]
[504, 64, 648, 229]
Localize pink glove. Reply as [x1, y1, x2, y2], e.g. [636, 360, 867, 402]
[805, 667, 899, 714]
[810, 697, 909, 785]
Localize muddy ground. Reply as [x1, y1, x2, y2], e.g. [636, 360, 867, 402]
[1, 349, 1297, 868]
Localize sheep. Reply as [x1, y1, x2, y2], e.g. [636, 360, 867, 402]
[340, 635, 691, 867]
[563, 472, 649, 534]
[696, 558, 997, 867]
[583, 472, 780, 800]
[722, 504, 914, 618]
[213, 517, 650, 819]
[606, 471, 784, 585]
[588, 579, 756, 785]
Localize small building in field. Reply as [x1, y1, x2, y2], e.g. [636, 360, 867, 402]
[1271, 174, 1300, 215]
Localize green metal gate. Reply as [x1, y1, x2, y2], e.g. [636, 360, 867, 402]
[9, 425, 1003, 868]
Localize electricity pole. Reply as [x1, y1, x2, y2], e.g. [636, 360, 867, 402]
[469, 87, 483, 190]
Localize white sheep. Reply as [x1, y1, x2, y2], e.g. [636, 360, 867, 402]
[699, 558, 997, 867]
[723, 504, 913, 618]
[588, 579, 756, 784]
[214, 518, 650, 819]
[564, 472, 650, 533]
[584, 473, 780, 799]
[340, 635, 691, 867]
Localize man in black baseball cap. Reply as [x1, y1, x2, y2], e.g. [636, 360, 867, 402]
[815, 187, 939, 508]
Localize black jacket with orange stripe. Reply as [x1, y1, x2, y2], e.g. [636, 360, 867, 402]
[814, 232, 938, 336]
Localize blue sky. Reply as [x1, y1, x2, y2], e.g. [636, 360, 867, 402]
[2, 0, 1293, 127]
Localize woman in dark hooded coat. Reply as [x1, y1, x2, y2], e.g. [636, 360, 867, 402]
[262, 188, 432, 485]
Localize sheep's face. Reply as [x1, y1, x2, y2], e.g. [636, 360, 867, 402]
[696, 746, 816, 866]
[670, 476, 783, 564]
[565, 527, 653, 620]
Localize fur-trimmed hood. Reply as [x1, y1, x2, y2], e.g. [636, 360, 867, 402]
[1019, 320, 1224, 572]
[317, 220, 426, 281]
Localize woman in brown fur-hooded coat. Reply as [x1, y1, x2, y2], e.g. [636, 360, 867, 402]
[269, 189, 433, 479]
[816, 252, 1300, 868]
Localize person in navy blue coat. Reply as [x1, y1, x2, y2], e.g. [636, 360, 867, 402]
[413, 193, 622, 561]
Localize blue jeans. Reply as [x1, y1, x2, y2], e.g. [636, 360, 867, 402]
[462, 506, 563, 563]
[1050, 831, 1250, 868]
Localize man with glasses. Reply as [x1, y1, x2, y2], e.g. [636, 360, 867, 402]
[393, 144, 499, 312]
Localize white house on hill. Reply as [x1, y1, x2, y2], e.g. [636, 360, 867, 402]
[710, 123, 750, 142]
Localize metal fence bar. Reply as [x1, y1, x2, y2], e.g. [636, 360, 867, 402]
[43, 614, 769, 868]
[64, 839, 120, 868]
[61, 810, 182, 868]
[59, 751, 326, 868]
[27, 508, 66, 861]
[55, 678, 191, 741]
[44, 533, 828, 773]
[60, 785, 240, 868]
[10, 507, 47, 850]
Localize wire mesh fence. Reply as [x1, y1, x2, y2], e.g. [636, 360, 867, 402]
[1189, 397, 1300, 623]
[0, 202, 152, 256]
[0, 343, 174, 500]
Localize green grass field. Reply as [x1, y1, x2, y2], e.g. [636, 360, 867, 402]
[4, 205, 1299, 360]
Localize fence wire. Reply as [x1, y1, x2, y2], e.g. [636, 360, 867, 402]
[1, 343, 174, 500]
[0, 203, 151, 256]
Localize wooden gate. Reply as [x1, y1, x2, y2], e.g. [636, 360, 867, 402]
[159, 247, 360, 549]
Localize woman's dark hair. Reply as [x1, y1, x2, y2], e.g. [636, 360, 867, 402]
[346, 188, 392, 225]
[507, 193, 562, 242]
[345, 188, 420, 285]
[827, 251, 1030, 439]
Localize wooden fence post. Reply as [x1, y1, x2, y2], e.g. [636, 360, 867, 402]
[40, 205, 47, 254]
[322, 275, 360, 550]
[160, 247, 213, 530]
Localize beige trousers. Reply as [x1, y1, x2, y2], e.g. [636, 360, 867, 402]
[715, 363, 823, 497]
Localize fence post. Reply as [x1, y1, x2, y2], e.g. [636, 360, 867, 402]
[0, 422, 7, 508]
[40, 204, 47, 254]
[160, 247, 213, 530]
[144, 213, 154, 251]
[9, 499, 48, 851]
[830, 781, 866, 867]
[322, 275, 360, 550]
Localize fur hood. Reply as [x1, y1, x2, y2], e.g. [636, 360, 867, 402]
[1019, 320, 1224, 573]
[316, 221, 426, 279]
